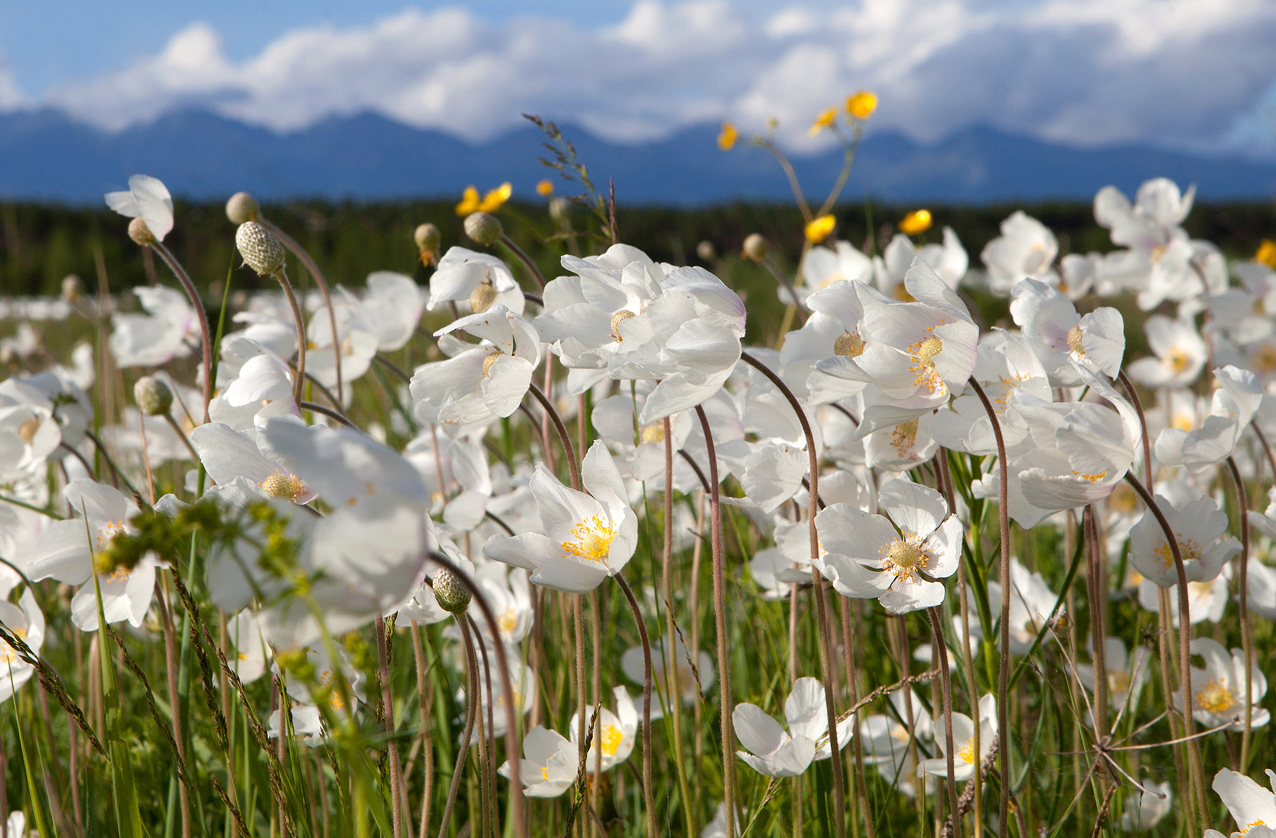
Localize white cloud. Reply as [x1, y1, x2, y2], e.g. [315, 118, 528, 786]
[0, 62, 29, 112]
[33, 0, 1276, 156]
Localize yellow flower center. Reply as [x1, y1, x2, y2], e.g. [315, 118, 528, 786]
[910, 334, 946, 394]
[600, 723, 625, 756]
[260, 471, 306, 501]
[0, 628, 28, 664]
[562, 515, 617, 564]
[834, 332, 864, 358]
[881, 534, 931, 581]
[1252, 344, 1276, 374]
[1071, 469, 1109, 482]
[1243, 820, 1269, 836]
[610, 310, 636, 341]
[640, 423, 665, 444]
[890, 419, 920, 457]
[957, 740, 976, 764]
[540, 766, 550, 780]
[1153, 534, 1200, 570]
[1107, 670, 1131, 695]
[991, 374, 1031, 410]
[498, 608, 518, 635]
[1195, 678, 1238, 715]
[482, 349, 503, 377]
[17, 417, 40, 445]
[1165, 347, 1192, 374]
[1066, 325, 1085, 356]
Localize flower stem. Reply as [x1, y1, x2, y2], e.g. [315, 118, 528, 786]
[376, 615, 404, 838]
[152, 241, 213, 423]
[1226, 456, 1254, 770]
[616, 574, 658, 838]
[274, 269, 308, 406]
[436, 616, 478, 838]
[528, 381, 580, 491]
[662, 417, 696, 836]
[929, 606, 961, 838]
[966, 378, 1012, 838]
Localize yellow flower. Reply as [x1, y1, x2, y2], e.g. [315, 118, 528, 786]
[1258, 239, 1276, 268]
[808, 108, 837, 137]
[718, 121, 738, 151]
[846, 91, 877, 120]
[455, 186, 481, 216]
[899, 209, 933, 235]
[479, 182, 512, 213]
[805, 214, 836, 244]
[536, 179, 554, 197]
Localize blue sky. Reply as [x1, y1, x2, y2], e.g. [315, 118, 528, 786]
[1, 0, 1273, 158]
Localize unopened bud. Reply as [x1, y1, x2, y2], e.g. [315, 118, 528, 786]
[236, 221, 286, 276]
[464, 212, 502, 246]
[226, 192, 260, 224]
[742, 233, 768, 262]
[61, 274, 83, 302]
[432, 568, 471, 614]
[128, 218, 155, 246]
[548, 197, 569, 223]
[696, 240, 717, 262]
[470, 281, 498, 313]
[414, 223, 441, 253]
[134, 375, 173, 416]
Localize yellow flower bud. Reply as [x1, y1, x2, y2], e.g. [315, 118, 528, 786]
[898, 209, 933, 235]
[846, 91, 877, 120]
[718, 121, 738, 151]
[1258, 239, 1276, 269]
[805, 215, 836, 244]
[808, 108, 837, 137]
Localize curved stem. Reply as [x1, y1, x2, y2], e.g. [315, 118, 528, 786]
[500, 234, 547, 290]
[752, 138, 812, 221]
[374, 353, 413, 385]
[928, 606, 961, 838]
[152, 241, 213, 423]
[298, 402, 361, 431]
[1252, 424, 1276, 480]
[258, 217, 343, 398]
[739, 350, 845, 838]
[469, 616, 499, 838]
[1121, 473, 1206, 823]
[1117, 371, 1153, 490]
[693, 404, 736, 838]
[423, 551, 526, 838]
[527, 381, 580, 491]
[966, 378, 1012, 838]
[616, 574, 657, 838]
[274, 270, 308, 407]
[814, 131, 862, 221]
[1226, 456, 1253, 769]
[84, 429, 139, 498]
[435, 616, 478, 838]
[376, 615, 404, 838]
[678, 451, 712, 495]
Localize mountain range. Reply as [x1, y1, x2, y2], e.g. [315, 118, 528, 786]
[1, 108, 1274, 205]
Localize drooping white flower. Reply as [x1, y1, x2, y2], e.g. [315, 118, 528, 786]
[815, 478, 963, 614]
[105, 174, 174, 242]
[483, 441, 637, 593]
[428, 247, 524, 315]
[733, 677, 851, 778]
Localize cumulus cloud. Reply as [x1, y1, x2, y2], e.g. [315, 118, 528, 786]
[33, 0, 1276, 155]
[0, 62, 28, 112]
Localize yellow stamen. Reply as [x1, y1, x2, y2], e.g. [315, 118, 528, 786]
[1195, 678, 1238, 715]
[260, 471, 306, 501]
[562, 515, 617, 564]
[1066, 325, 1085, 356]
[834, 332, 864, 358]
[610, 310, 636, 341]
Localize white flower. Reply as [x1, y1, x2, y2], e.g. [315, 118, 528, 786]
[980, 211, 1059, 294]
[0, 588, 45, 703]
[428, 247, 524, 315]
[359, 272, 424, 352]
[499, 726, 575, 798]
[410, 305, 540, 426]
[621, 635, 714, 720]
[1074, 636, 1151, 716]
[483, 441, 637, 593]
[1118, 781, 1171, 832]
[779, 278, 870, 405]
[570, 686, 639, 773]
[1209, 768, 1276, 838]
[105, 174, 173, 242]
[874, 228, 967, 296]
[733, 677, 851, 778]
[110, 286, 197, 368]
[815, 478, 963, 614]
[191, 421, 316, 504]
[1177, 638, 1268, 732]
[1155, 365, 1262, 472]
[1128, 487, 1239, 588]
[1008, 278, 1125, 386]
[1127, 316, 1207, 388]
[792, 240, 873, 304]
[919, 694, 995, 781]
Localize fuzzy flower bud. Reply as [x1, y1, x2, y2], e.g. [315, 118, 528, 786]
[742, 233, 768, 262]
[236, 221, 286, 276]
[61, 274, 83, 302]
[225, 192, 260, 224]
[134, 375, 173, 417]
[128, 218, 155, 246]
[464, 212, 502, 246]
[470, 281, 498, 313]
[432, 568, 471, 614]
[549, 197, 569, 223]
[696, 240, 717, 261]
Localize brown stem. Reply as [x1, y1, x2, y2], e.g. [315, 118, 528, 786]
[376, 615, 405, 838]
[966, 378, 1012, 838]
[616, 574, 658, 837]
[527, 381, 580, 492]
[1226, 456, 1254, 769]
[929, 606, 961, 838]
[435, 616, 478, 838]
[500, 234, 547, 290]
[274, 269, 308, 406]
[1117, 371, 1153, 490]
[152, 241, 212, 423]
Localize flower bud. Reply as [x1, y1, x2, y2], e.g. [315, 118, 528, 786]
[742, 233, 768, 262]
[128, 218, 155, 246]
[696, 240, 717, 262]
[61, 274, 83, 302]
[236, 221, 286, 276]
[464, 212, 502, 246]
[414, 222, 441, 253]
[432, 568, 471, 614]
[225, 191, 260, 224]
[470, 281, 498, 313]
[548, 197, 569, 223]
[134, 375, 173, 417]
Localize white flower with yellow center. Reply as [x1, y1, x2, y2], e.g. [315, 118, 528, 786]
[1128, 487, 1238, 589]
[1177, 639, 1268, 733]
[733, 677, 852, 778]
[919, 694, 996, 781]
[1009, 278, 1125, 386]
[1127, 315, 1207, 389]
[1156, 366, 1262, 473]
[484, 440, 637, 593]
[1209, 768, 1276, 838]
[981, 211, 1060, 294]
[191, 421, 317, 505]
[499, 726, 575, 798]
[570, 686, 638, 773]
[791, 240, 873, 305]
[0, 589, 44, 704]
[1074, 636, 1151, 717]
[814, 478, 962, 614]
